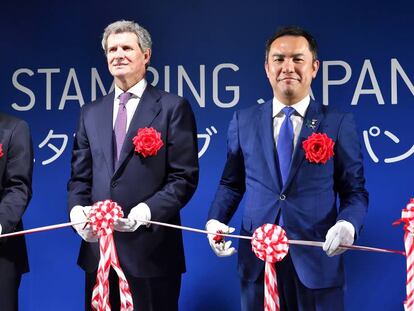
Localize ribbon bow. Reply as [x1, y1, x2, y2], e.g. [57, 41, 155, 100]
[251, 224, 289, 311]
[89, 200, 134, 311]
[393, 199, 414, 311]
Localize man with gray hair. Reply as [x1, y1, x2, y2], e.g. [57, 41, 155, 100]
[68, 20, 199, 310]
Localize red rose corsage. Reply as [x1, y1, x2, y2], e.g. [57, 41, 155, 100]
[302, 133, 335, 164]
[132, 127, 164, 158]
[0, 144, 3, 158]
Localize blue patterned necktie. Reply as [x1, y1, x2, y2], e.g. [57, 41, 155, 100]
[114, 92, 131, 163]
[277, 106, 295, 185]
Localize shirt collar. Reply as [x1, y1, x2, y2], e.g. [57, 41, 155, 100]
[114, 79, 148, 100]
[272, 95, 310, 118]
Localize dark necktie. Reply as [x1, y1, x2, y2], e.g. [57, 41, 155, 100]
[114, 92, 131, 162]
[277, 106, 295, 185]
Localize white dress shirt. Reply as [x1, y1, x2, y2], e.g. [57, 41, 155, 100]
[112, 79, 148, 130]
[272, 95, 310, 151]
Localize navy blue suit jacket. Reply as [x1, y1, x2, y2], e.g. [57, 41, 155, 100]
[208, 100, 368, 289]
[0, 113, 33, 274]
[68, 84, 199, 278]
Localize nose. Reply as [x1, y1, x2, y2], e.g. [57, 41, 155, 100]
[282, 59, 294, 73]
[114, 46, 125, 59]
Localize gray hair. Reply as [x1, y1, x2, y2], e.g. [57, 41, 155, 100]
[101, 20, 152, 54]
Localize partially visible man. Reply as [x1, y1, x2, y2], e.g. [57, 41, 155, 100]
[206, 26, 368, 311]
[68, 20, 198, 311]
[0, 113, 33, 311]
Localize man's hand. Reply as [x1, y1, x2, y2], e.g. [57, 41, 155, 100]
[323, 221, 355, 257]
[206, 219, 237, 257]
[70, 205, 98, 242]
[113, 203, 151, 232]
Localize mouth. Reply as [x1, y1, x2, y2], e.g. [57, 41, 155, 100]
[277, 77, 300, 82]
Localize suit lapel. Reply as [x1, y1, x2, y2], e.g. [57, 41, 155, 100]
[283, 100, 324, 190]
[95, 94, 115, 175]
[114, 85, 162, 173]
[258, 100, 282, 193]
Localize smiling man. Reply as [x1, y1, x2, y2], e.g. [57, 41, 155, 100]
[68, 20, 199, 311]
[206, 26, 368, 311]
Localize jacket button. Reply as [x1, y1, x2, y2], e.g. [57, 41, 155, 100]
[279, 194, 286, 200]
[111, 181, 117, 188]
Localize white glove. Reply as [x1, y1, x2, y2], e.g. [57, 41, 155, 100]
[0, 224, 2, 235]
[206, 219, 237, 257]
[323, 220, 355, 257]
[70, 205, 98, 242]
[113, 203, 151, 232]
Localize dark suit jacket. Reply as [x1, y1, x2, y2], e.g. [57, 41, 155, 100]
[208, 99, 368, 289]
[0, 113, 33, 274]
[68, 84, 199, 278]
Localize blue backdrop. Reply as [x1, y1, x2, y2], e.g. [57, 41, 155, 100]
[1, 0, 413, 310]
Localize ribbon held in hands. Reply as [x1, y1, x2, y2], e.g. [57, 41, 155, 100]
[251, 224, 289, 311]
[89, 200, 134, 311]
[393, 199, 414, 311]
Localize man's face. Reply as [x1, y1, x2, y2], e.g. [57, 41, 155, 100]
[265, 35, 319, 105]
[106, 32, 150, 86]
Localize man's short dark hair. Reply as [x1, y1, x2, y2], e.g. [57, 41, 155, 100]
[265, 26, 318, 62]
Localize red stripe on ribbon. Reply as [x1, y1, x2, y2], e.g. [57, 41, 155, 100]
[89, 200, 134, 311]
[393, 198, 414, 311]
[251, 224, 289, 311]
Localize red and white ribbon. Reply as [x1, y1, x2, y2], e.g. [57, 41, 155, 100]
[394, 199, 414, 311]
[89, 200, 134, 311]
[0, 205, 406, 311]
[251, 224, 289, 311]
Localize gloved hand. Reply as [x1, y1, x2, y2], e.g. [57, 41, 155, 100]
[70, 205, 98, 242]
[206, 219, 237, 257]
[323, 220, 355, 257]
[113, 203, 151, 232]
[0, 224, 2, 235]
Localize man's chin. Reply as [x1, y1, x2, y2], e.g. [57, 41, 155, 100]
[111, 71, 128, 79]
[280, 87, 295, 98]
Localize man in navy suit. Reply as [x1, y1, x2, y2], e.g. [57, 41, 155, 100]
[206, 26, 368, 311]
[0, 113, 33, 311]
[68, 20, 199, 311]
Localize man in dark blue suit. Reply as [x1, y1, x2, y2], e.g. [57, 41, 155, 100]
[68, 20, 199, 311]
[0, 113, 33, 311]
[206, 26, 368, 311]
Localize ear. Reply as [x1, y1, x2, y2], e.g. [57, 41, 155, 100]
[143, 48, 152, 65]
[312, 59, 320, 78]
[264, 61, 270, 78]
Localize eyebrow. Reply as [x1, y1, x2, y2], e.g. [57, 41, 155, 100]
[271, 53, 305, 58]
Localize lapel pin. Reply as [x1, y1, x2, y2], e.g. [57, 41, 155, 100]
[306, 119, 318, 130]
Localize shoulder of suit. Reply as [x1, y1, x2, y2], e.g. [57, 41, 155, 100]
[312, 101, 349, 117]
[80, 92, 115, 113]
[146, 85, 187, 103]
[315, 104, 356, 128]
[0, 112, 28, 129]
[236, 101, 267, 118]
[321, 106, 352, 118]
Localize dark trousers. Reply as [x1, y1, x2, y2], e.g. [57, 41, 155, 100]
[85, 269, 181, 311]
[241, 254, 344, 311]
[0, 259, 21, 311]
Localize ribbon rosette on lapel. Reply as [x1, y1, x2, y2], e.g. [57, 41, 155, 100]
[302, 132, 335, 164]
[132, 127, 164, 158]
[0, 144, 3, 158]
